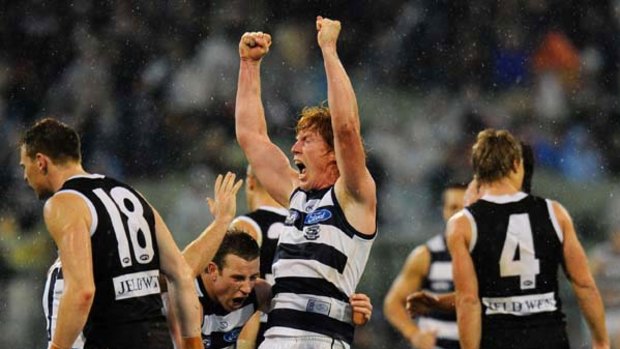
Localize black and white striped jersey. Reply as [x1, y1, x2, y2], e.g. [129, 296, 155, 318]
[56, 174, 164, 337]
[236, 206, 288, 283]
[195, 276, 259, 349]
[419, 234, 459, 349]
[43, 258, 85, 349]
[465, 192, 566, 330]
[266, 186, 376, 345]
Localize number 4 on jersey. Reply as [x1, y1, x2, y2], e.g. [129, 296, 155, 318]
[499, 213, 540, 289]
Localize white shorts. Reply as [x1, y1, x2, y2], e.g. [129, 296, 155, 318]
[258, 336, 350, 349]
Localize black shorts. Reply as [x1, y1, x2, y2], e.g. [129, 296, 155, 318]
[84, 316, 173, 349]
[481, 323, 569, 349]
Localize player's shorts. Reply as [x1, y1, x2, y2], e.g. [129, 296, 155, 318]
[258, 336, 350, 349]
[481, 323, 569, 349]
[83, 316, 172, 349]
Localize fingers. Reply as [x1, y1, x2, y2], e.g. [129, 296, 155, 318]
[241, 32, 271, 49]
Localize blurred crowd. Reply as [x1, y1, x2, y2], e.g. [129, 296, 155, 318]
[2, 0, 620, 346]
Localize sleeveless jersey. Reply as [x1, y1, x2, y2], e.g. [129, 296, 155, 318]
[265, 186, 376, 345]
[56, 174, 164, 337]
[419, 235, 459, 349]
[195, 276, 259, 349]
[236, 206, 288, 283]
[43, 258, 86, 349]
[465, 192, 566, 331]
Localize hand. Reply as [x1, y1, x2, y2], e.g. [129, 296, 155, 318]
[239, 32, 272, 62]
[316, 16, 341, 50]
[207, 172, 243, 223]
[409, 329, 438, 349]
[350, 293, 372, 326]
[406, 291, 440, 317]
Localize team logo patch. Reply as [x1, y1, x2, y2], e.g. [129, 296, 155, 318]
[303, 225, 321, 240]
[223, 328, 242, 343]
[218, 320, 230, 331]
[306, 298, 331, 316]
[304, 199, 321, 212]
[285, 210, 299, 225]
[203, 337, 211, 348]
[304, 209, 332, 225]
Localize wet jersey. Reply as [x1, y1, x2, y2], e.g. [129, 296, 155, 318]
[265, 186, 376, 345]
[195, 276, 259, 349]
[465, 192, 566, 331]
[56, 174, 164, 338]
[419, 235, 458, 349]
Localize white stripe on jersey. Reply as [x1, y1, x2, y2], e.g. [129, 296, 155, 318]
[201, 302, 256, 335]
[545, 199, 564, 243]
[270, 292, 353, 324]
[427, 261, 452, 281]
[418, 317, 459, 340]
[43, 259, 86, 349]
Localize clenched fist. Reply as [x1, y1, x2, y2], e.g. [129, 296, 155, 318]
[239, 32, 272, 62]
[316, 16, 341, 50]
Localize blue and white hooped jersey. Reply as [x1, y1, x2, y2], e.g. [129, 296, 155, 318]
[265, 186, 376, 345]
[42, 258, 86, 349]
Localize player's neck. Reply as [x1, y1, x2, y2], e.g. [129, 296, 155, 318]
[480, 178, 520, 197]
[250, 191, 283, 211]
[52, 163, 89, 193]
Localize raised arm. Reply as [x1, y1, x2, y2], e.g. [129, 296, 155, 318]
[44, 193, 95, 349]
[447, 213, 480, 349]
[183, 172, 243, 276]
[384, 245, 438, 349]
[554, 202, 609, 349]
[153, 209, 202, 348]
[316, 16, 376, 234]
[235, 32, 298, 206]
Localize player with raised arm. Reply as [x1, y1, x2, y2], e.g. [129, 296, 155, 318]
[235, 16, 376, 349]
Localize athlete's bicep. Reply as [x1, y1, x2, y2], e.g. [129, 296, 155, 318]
[152, 207, 188, 281]
[386, 246, 430, 303]
[447, 215, 478, 298]
[553, 202, 594, 286]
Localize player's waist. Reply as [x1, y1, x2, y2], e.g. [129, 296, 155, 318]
[481, 291, 560, 316]
[270, 292, 353, 324]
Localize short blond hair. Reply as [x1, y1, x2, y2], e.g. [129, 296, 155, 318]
[472, 129, 522, 183]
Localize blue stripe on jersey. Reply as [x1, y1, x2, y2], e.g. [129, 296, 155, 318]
[272, 277, 349, 303]
[267, 308, 354, 344]
[274, 242, 348, 273]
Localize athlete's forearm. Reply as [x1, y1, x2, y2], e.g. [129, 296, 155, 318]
[573, 282, 609, 347]
[235, 60, 268, 146]
[183, 217, 231, 276]
[52, 284, 94, 348]
[322, 47, 360, 133]
[384, 297, 421, 340]
[167, 267, 202, 339]
[456, 294, 481, 349]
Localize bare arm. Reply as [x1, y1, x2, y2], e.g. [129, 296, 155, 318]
[406, 291, 456, 316]
[183, 173, 243, 276]
[44, 193, 95, 349]
[384, 245, 437, 349]
[237, 278, 273, 349]
[554, 202, 609, 349]
[235, 32, 298, 206]
[316, 16, 376, 235]
[153, 209, 202, 345]
[447, 213, 480, 349]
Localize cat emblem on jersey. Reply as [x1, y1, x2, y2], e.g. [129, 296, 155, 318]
[285, 210, 299, 225]
[303, 225, 321, 240]
[304, 199, 321, 212]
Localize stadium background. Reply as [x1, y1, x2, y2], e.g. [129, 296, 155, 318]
[1, 0, 620, 347]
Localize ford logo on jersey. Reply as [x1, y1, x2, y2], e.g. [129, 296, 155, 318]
[304, 209, 332, 225]
[223, 328, 242, 343]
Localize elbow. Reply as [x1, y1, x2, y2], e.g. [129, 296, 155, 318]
[456, 293, 479, 310]
[76, 285, 96, 310]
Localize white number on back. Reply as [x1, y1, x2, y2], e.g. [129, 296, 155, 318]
[94, 187, 154, 267]
[499, 214, 540, 289]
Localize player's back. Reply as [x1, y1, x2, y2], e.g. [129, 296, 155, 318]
[58, 174, 170, 348]
[466, 192, 569, 349]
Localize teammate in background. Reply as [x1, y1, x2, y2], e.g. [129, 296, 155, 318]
[590, 227, 620, 349]
[235, 16, 376, 349]
[448, 129, 608, 349]
[384, 183, 466, 349]
[406, 142, 535, 316]
[165, 173, 372, 349]
[233, 165, 288, 349]
[19, 118, 202, 349]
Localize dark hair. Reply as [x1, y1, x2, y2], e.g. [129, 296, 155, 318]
[521, 142, 535, 193]
[212, 230, 260, 270]
[471, 129, 522, 183]
[20, 118, 81, 164]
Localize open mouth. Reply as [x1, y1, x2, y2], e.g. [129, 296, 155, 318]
[231, 297, 246, 307]
[295, 161, 307, 174]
